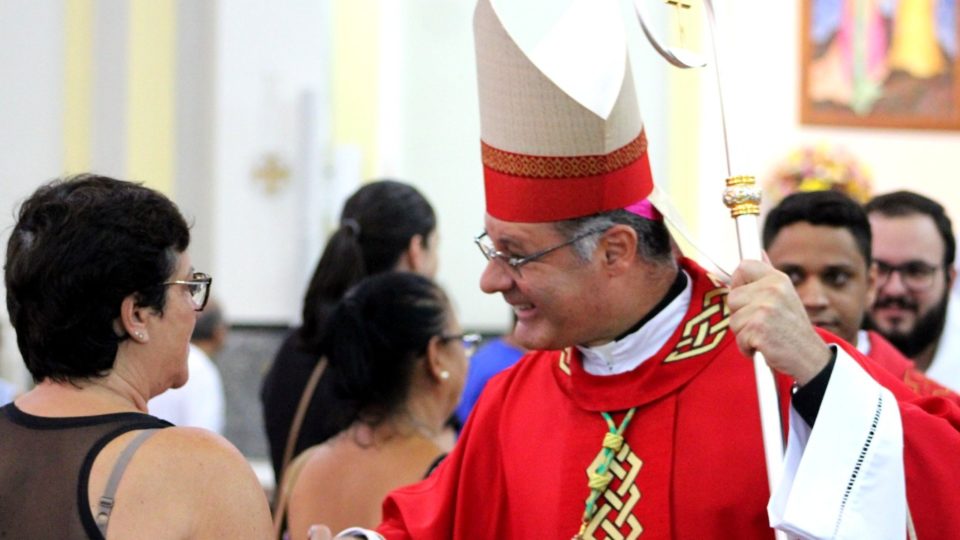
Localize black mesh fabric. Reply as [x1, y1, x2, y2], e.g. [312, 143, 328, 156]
[0, 403, 170, 539]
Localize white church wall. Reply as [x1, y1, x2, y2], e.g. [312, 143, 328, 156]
[210, 0, 339, 324]
[0, 1, 66, 388]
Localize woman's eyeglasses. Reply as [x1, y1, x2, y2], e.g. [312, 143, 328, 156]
[162, 272, 213, 311]
[439, 333, 482, 357]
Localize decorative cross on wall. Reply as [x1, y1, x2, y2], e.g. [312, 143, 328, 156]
[252, 153, 291, 194]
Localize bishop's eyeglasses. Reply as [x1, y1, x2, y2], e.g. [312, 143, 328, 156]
[474, 229, 604, 272]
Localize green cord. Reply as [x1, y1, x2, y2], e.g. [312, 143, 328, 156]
[576, 407, 637, 538]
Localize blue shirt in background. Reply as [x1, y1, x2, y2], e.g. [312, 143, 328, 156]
[454, 338, 525, 425]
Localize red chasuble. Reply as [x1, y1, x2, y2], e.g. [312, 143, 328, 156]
[378, 260, 960, 540]
[865, 330, 956, 399]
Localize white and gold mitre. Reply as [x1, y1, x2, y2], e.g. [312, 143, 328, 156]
[474, 0, 656, 223]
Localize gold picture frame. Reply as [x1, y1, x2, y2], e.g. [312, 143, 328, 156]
[800, 0, 960, 130]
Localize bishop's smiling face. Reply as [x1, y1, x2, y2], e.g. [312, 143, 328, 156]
[478, 214, 619, 351]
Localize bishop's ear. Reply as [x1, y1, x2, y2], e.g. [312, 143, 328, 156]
[598, 224, 638, 272]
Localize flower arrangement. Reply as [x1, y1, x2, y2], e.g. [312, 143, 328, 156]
[765, 144, 873, 205]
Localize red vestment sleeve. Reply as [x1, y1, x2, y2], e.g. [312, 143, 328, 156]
[867, 330, 959, 401]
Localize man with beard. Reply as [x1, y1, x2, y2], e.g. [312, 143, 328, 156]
[866, 191, 960, 391]
[765, 190, 953, 396]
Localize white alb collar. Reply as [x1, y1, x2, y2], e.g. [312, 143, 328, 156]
[856, 329, 871, 356]
[578, 270, 693, 376]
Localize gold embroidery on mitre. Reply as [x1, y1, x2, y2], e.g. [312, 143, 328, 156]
[582, 443, 644, 539]
[664, 284, 730, 363]
[559, 348, 573, 376]
[481, 132, 647, 179]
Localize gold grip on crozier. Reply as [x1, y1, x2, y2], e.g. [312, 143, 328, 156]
[722, 175, 761, 218]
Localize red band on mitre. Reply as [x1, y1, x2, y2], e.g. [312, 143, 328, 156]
[481, 132, 653, 222]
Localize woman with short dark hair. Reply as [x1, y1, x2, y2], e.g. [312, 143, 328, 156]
[0, 175, 271, 539]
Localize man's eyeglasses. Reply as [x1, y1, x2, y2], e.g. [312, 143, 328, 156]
[875, 260, 939, 291]
[440, 332, 482, 357]
[162, 272, 213, 311]
[474, 229, 604, 272]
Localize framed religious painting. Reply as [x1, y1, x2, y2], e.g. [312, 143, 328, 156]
[800, 0, 960, 130]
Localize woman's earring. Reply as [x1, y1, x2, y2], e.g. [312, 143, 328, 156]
[135, 332, 145, 341]
[439, 370, 450, 380]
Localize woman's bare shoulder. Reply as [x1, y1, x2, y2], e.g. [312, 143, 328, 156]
[97, 426, 272, 539]
[287, 440, 386, 536]
[149, 426, 249, 464]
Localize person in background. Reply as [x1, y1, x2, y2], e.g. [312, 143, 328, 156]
[0, 175, 271, 538]
[866, 191, 960, 390]
[764, 190, 954, 396]
[454, 313, 525, 426]
[149, 297, 227, 433]
[284, 272, 472, 538]
[0, 378, 16, 406]
[260, 180, 439, 483]
[0, 330, 17, 406]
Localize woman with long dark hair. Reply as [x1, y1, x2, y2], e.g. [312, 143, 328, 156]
[260, 180, 438, 481]
[283, 272, 471, 537]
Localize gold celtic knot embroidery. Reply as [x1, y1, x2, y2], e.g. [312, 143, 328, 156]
[665, 284, 730, 363]
[583, 442, 644, 539]
[559, 348, 573, 376]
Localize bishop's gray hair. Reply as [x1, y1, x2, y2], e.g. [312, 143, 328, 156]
[553, 209, 675, 266]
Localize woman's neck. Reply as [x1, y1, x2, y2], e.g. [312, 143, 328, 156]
[16, 376, 147, 416]
[348, 410, 445, 450]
